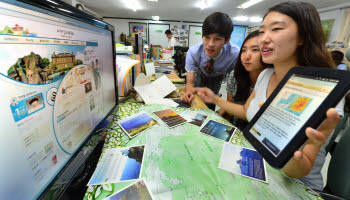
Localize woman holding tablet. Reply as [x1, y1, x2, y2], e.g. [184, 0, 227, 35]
[218, 30, 271, 129]
[195, 1, 343, 191]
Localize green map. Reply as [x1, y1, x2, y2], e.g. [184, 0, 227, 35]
[84, 102, 320, 200]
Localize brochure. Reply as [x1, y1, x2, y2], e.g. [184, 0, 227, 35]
[104, 179, 154, 200]
[118, 112, 158, 138]
[180, 110, 207, 127]
[218, 143, 268, 183]
[200, 120, 236, 141]
[153, 109, 186, 128]
[134, 75, 177, 106]
[88, 145, 145, 185]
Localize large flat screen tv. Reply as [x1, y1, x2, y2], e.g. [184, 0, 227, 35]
[0, 1, 118, 199]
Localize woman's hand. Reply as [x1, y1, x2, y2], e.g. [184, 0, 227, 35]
[193, 87, 218, 104]
[217, 108, 226, 116]
[283, 108, 340, 178]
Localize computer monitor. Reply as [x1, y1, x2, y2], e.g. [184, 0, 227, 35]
[0, 1, 117, 200]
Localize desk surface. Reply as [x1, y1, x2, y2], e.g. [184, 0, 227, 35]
[84, 102, 320, 200]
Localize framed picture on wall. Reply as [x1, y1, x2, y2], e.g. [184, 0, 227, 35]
[129, 22, 148, 42]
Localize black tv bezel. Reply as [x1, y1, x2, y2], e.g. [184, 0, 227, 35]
[1, 0, 118, 199]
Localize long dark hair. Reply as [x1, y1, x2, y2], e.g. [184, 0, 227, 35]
[265, 1, 335, 68]
[233, 30, 272, 102]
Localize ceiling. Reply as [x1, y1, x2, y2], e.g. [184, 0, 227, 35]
[78, 0, 350, 26]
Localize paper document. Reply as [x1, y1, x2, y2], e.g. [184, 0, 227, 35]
[134, 75, 177, 105]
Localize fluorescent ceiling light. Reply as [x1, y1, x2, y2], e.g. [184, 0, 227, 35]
[237, 0, 263, 9]
[249, 16, 262, 22]
[233, 16, 248, 21]
[46, 0, 59, 5]
[148, 0, 158, 1]
[152, 16, 160, 21]
[122, 0, 142, 12]
[58, 8, 72, 13]
[196, 0, 214, 10]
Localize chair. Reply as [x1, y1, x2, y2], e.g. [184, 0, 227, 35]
[320, 113, 350, 200]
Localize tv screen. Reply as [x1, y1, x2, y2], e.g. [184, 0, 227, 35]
[0, 1, 117, 200]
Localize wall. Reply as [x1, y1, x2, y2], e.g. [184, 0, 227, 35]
[104, 18, 202, 45]
[319, 9, 346, 43]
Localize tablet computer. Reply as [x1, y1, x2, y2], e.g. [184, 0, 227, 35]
[243, 67, 350, 168]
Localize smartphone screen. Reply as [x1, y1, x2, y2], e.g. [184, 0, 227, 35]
[249, 74, 338, 156]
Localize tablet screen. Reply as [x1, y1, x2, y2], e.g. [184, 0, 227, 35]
[249, 74, 338, 156]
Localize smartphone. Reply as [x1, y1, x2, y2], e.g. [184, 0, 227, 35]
[243, 67, 350, 168]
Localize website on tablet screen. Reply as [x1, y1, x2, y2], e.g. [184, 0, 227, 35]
[249, 74, 338, 156]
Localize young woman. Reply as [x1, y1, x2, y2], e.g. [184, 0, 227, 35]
[217, 30, 271, 129]
[195, 1, 344, 191]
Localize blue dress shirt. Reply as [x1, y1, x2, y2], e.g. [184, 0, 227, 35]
[185, 42, 239, 77]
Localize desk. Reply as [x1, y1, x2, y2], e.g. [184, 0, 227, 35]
[84, 102, 320, 200]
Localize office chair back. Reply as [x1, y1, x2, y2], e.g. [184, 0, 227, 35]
[325, 121, 350, 199]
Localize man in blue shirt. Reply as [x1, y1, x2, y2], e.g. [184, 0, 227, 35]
[182, 12, 239, 110]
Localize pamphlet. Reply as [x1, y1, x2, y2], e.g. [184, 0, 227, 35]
[88, 145, 145, 185]
[134, 75, 177, 106]
[153, 109, 186, 128]
[200, 120, 236, 141]
[118, 112, 158, 138]
[104, 179, 154, 200]
[218, 143, 268, 183]
[180, 110, 207, 127]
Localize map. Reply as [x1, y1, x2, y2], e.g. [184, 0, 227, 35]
[84, 103, 320, 200]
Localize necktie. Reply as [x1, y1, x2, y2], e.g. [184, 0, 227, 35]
[206, 59, 214, 74]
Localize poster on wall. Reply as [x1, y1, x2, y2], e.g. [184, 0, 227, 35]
[321, 19, 335, 42]
[171, 24, 189, 47]
[129, 22, 148, 42]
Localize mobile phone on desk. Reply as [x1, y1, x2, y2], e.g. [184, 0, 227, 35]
[243, 67, 350, 169]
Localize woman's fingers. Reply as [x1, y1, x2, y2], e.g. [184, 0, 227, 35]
[305, 108, 340, 146]
[305, 128, 326, 146]
[293, 150, 303, 161]
[316, 108, 340, 135]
